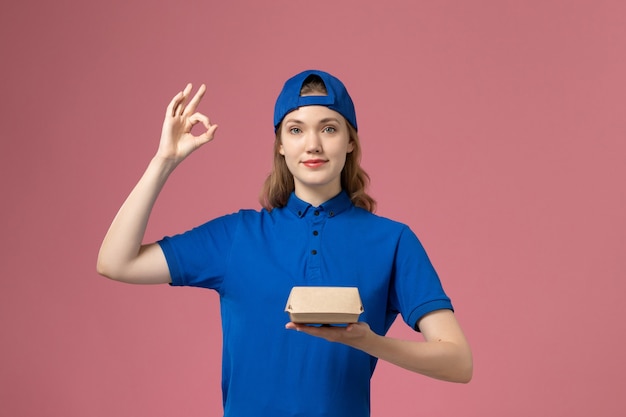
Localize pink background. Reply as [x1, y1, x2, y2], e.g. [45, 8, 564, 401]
[1, 0, 625, 416]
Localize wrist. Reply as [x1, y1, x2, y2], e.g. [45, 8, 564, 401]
[349, 323, 380, 352]
[150, 154, 179, 175]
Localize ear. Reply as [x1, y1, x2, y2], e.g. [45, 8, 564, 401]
[346, 140, 354, 154]
[279, 143, 285, 155]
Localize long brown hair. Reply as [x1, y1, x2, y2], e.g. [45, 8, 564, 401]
[259, 77, 376, 212]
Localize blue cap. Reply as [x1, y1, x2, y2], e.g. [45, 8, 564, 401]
[273, 69, 357, 131]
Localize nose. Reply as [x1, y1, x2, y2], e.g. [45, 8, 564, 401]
[305, 132, 322, 154]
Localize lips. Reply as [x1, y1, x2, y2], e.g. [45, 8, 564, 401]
[302, 159, 327, 168]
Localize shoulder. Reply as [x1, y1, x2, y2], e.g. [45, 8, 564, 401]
[235, 207, 281, 222]
[205, 207, 270, 222]
[349, 206, 411, 232]
[171, 208, 265, 236]
[219, 207, 289, 231]
[334, 207, 420, 249]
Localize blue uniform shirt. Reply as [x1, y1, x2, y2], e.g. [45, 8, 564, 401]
[158, 191, 453, 417]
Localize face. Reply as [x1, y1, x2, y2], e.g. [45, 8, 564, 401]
[279, 105, 354, 205]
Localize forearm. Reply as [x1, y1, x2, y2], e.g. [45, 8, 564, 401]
[286, 311, 473, 383]
[355, 331, 473, 383]
[96, 156, 176, 281]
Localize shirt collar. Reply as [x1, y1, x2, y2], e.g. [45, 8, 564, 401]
[286, 190, 353, 218]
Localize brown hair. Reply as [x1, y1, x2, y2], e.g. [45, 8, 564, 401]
[259, 76, 376, 212]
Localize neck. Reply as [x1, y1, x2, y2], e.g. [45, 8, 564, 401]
[294, 186, 342, 207]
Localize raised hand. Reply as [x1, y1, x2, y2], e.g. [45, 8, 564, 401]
[156, 83, 218, 164]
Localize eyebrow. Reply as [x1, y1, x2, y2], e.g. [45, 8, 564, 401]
[284, 117, 342, 125]
[319, 118, 341, 124]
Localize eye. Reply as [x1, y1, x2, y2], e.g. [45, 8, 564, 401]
[289, 127, 302, 135]
[322, 126, 336, 133]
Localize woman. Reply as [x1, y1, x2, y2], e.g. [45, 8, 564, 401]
[97, 69, 472, 417]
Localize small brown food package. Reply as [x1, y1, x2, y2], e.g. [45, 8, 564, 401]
[285, 286, 364, 324]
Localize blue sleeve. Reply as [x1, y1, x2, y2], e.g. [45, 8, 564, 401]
[157, 212, 241, 291]
[390, 226, 453, 331]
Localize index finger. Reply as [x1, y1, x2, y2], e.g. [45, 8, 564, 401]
[183, 84, 207, 116]
[166, 83, 192, 117]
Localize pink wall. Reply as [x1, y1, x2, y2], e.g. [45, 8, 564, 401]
[1, 0, 624, 415]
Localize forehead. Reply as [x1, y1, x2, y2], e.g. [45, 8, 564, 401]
[282, 105, 345, 125]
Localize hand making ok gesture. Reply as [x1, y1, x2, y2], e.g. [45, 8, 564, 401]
[156, 83, 218, 165]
